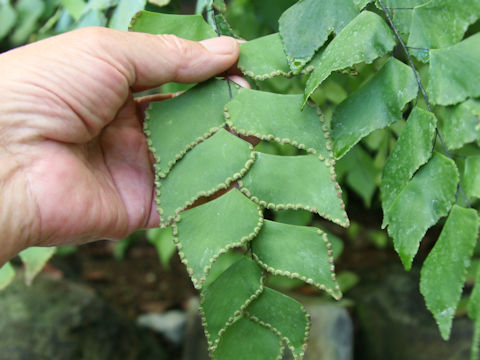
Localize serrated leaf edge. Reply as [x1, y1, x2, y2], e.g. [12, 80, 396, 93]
[278, 24, 329, 76]
[225, 102, 348, 227]
[152, 145, 257, 226]
[144, 104, 226, 178]
[224, 102, 333, 157]
[172, 206, 265, 289]
[239, 181, 348, 228]
[251, 228, 342, 300]
[199, 273, 266, 352]
[245, 304, 311, 360]
[238, 65, 314, 81]
[244, 313, 289, 360]
[128, 10, 143, 31]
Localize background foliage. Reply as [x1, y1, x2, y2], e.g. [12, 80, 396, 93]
[1, 0, 480, 359]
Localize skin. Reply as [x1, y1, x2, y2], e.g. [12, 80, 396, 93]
[0, 27, 240, 266]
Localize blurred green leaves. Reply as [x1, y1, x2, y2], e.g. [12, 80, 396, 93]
[0, 262, 15, 290]
[0, 0, 17, 40]
[420, 205, 479, 340]
[0, 0, 149, 47]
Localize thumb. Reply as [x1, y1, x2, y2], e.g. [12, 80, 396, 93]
[80, 28, 240, 91]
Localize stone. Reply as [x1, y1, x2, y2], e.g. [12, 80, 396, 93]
[283, 293, 353, 360]
[0, 273, 167, 360]
[137, 310, 187, 345]
[182, 297, 210, 360]
[350, 264, 472, 360]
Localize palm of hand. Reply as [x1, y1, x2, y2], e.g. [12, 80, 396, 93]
[1, 30, 158, 247]
[26, 97, 157, 246]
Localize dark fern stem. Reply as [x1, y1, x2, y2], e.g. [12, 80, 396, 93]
[207, 6, 234, 101]
[376, 0, 471, 207]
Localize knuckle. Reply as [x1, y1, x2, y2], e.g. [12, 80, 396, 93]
[157, 34, 199, 78]
[159, 34, 192, 56]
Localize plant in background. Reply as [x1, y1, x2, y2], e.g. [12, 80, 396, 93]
[0, 0, 177, 51]
[1, 0, 480, 359]
[130, 0, 480, 358]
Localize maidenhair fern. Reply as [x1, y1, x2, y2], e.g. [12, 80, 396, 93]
[1, 1, 479, 359]
[129, 0, 480, 357]
[132, 8, 348, 358]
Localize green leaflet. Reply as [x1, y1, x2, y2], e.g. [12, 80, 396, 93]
[215, 13, 237, 37]
[278, 0, 359, 73]
[212, 317, 283, 360]
[408, 0, 480, 62]
[246, 287, 310, 359]
[0, 262, 15, 291]
[381, 108, 437, 226]
[429, 33, 480, 106]
[109, 0, 145, 30]
[129, 10, 216, 40]
[146, 227, 176, 270]
[239, 153, 348, 227]
[203, 250, 245, 289]
[155, 129, 255, 225]
[386, 153, 459, 270]
[145, 80, 235, 177]
[437, 100, 480, 150]
[251, 220, 341, 299]
[174, 188, 263, 289]
[225, 88, 332, 158]
[19, 247, 57, 285]
[420, 205, 479, 340]
[303, 11, 396, 107]
[332, 58, 418, 159]
[464, 156, 480, 199]
[238, 33, 293, 80]
[201, 257, 264, 350]
[381, 0, 428, 35]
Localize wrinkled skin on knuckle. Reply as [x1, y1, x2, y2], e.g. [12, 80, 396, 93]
[157, 34, 207, 82]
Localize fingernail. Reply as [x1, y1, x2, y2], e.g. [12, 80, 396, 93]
[200, 36, 237, 55]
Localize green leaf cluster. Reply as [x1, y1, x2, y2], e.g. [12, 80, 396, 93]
[130, 9, 354, 358]
[130, 1, 480, 357]
[0, 0, 178, 49]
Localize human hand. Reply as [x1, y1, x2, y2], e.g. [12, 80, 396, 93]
[0, 27, 240, 265]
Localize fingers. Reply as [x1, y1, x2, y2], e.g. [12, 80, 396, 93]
[77, 28, 240, 91]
